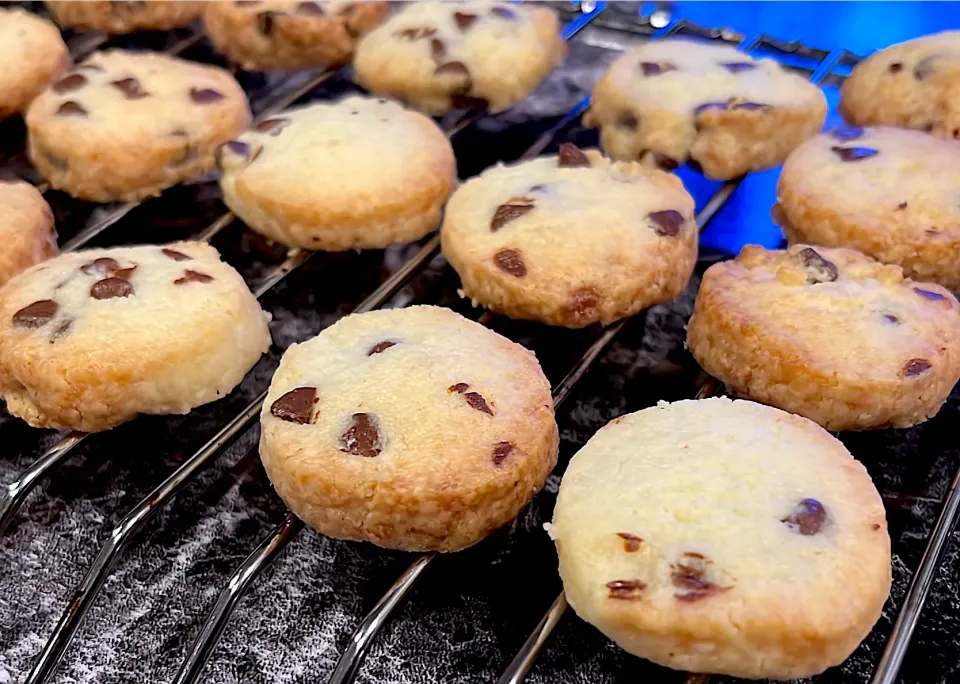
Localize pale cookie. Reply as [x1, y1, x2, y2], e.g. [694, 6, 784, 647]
[840, 31, 960, 140]
[0, 180, 58, 287]
[0, 8, 69, 120]
[584, 40, 827, 180]
[259, 305, 558, 552]
[204, 1, 388, 71]
[775, 126, 960, 289]
[45, 1, 204, 34]
[551, 397, 891, 679]
[0, 242, 271, 432]
[218, 96, 455, 250]
[687, 244, 960, 431]
[27, 50, 251, 202]
[441, 144, 697, 328]
[353, 1, 566, 115]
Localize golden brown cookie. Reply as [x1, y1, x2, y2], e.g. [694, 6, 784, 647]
[45, 1, 204, 34]
[0, 180, 58, 287]
[0, 8, 69, 120]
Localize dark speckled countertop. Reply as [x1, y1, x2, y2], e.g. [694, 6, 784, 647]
[2, 3, 960, 684]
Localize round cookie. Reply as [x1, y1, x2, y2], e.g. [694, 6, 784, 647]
[584, 40, 828, 180]
[26, 50, 251, 203]
[441, 144, 697, 328]
[217, 96, 455, 250]
[204, 1, 388, 71]
[0, 180, 58, 287]
[775, 126, 960, 289]
[840, 31, 960, 140]
[0, 242, 271, 433]
[45, 1, 204, 34]
[353, 1, 566, 115]
[551, 397, 891, 679]
[259, 305, 558, 552]
[687, 244, 960, 431]
[0, 8, 69, 120]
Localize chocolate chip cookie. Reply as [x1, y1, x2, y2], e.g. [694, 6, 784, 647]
[584, 40, 827, 179]
[441, 144, 697, 328]
[0, 242, 271, 432]
[776, 126, 960, 289]
[218, 95, 455, 250]
[353, 1, 566, 115]
[840, 31, 960, 140]
[551, 397, 890, 679]
[204, 1, 388, 71]
[45, 1, 204, 34]
[0, 180, 58, 287]
[26, 49, 251, 202]
[0, 7, 69, 121]
[259, 305, 558, 552]
[687, 244, 960, 431]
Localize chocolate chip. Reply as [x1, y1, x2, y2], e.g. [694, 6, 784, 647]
[270, 387, 317, 424]
[189, 87, 224, 104]
[831, 146, 878, 162]
[52, 73, 88, 94]
[492, 441, 514, 465]
[616, 112, 638, 130]
[235, 0, 262, 5]
[914, 287, 945, 301]
[81, 257, 120, 276]
[431, 38, 446, 60]
[671, 552, 728, 601]
[448, 383, 469, 394]
[339, 413, 382, 457]
[223, 140, 250, 157]
[570, 288, 600, 319]
[257, 10, 275, 35]
[296, 1, 324, 15]
[90, 277, 134, 300]
[914, 56, 939, 80]
[162, 248, 192, 262]
[694, 101, 728, 116]
[174, 270, 214, 285]
[888, 61, 903, 73]
[529, 184, 549, 193]
[396, 26, 437, 39]
[56, 101, 88, 117]
[256, 117, 290, 136]
[617, 532, 642, 552]
[882, 313, 901, 325]
[558, 142, 590, 168]
[640, 62, 676, 76]
[50, 318, 73, 342]
[896, 201, 908, 210]
[831, 127, 864, 141]
[110, 77, 148, 99]
[13, 300, 58, 328]
[465, 391, 494, 416]
[607, 579, 646, 600]
[903, 358, 932, 376]
[781, 498, 827, 535]
[731, 101, 769, 111]
[368, 340, 397, 356]
[720, 62, 755, 73]
[652, 153, 678, 171]
[453, 11, 478, 30]
[494, 249, 526, 277]
[797, 247, 838, 284]
[491, 199, 535, 231]
[491, 5, 516, 19]
[647, 210, 685, 237]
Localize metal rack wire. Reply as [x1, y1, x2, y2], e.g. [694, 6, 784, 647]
[2, 4, 958, 684]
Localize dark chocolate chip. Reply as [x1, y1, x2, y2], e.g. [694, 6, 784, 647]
[491, 5, 516, 19]
[888, 61, 903, 73]
[465, 391, 494, 415]
[368, 340, 397, 356]
[647, 210, 685, 237]
[903, 358, 932, 376]
[492, 441, 514, 465]
[491, 199, 535, 231]
[396, 26, 437, 39]
[235, 0, 262, 5]
[52, 73, 88, 94]
[617, 532, 642, 552]
[81, 257, 120, 276]
[731, 101, 769, 111]
[831, 146, 878, 162]
[448, 383, 469, 394]
[558, 142, 590, 168]
[90, 277, 134, 300]
[223, 140, 250, 157]
[50, 318, 73, 342]
[431, 38, 446, 60]
[296, 1, 325, 16]
[671, 552, 728, 601]
[914, 55, 939, 80]
[453, 11, 478, 30]
[256, 117, 290, 136]
[797, 247, 838, 284]
[882, 313, 901, 325]
[694, 101, 728, 116]
[110, 77, 148, 99]
[13, 300, 58, 328]
[652, 153, 678, 171]
[896, 201, 908, 210]
[189, 87, 225, 104]
[640, 62, 676, 76]
[114, 266, 138, 279]
[720, 62, 755, 73]
[616, 112, 638, 130]
[570, 288, 600, 318]
[257, 10, 276, 35]
[56, 101, 88, 117]
[174, 270, 214, 285]
[270, 387, 317, 424]
[781, 498, 827, 535]
[529, 184, 549, 193]
[914, 287, 945, 301]
[607, 579, 646, 600]
[494, 249, 526, 277]
[831, 127, 864, 141]
[339, 413, 382, 457]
